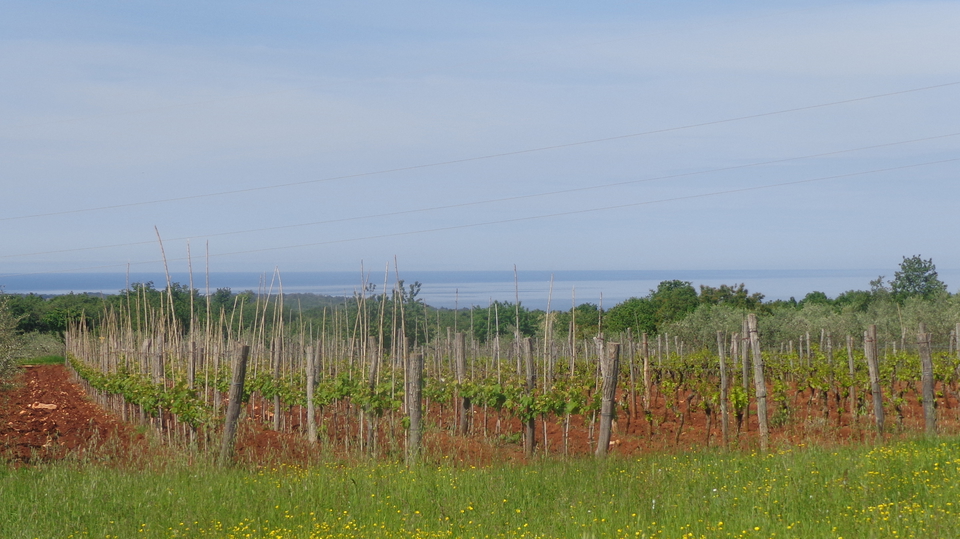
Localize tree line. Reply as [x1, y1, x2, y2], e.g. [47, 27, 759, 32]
[1, 255, 954, 352]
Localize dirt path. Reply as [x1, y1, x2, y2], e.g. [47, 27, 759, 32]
[0, 364, 143, 464]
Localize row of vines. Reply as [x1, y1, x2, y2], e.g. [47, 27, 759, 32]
[63, 285, 960, 460]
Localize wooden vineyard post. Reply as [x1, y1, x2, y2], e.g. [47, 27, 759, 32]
[522, 337, 536, 458]
[454, 332, 469, 435]
[642, 333, 651, 411]
[188, 341, 197, 390]
[406, 352, 424, 466]
[627, 329, 637, 422]
[306, 345, 317, 443]
[596, 342, 621, 458]
[846, 335, 857, 425]
[740, 320, 751, 431]
[365, 335, 379, 453]
[747, 314, 769, 452]
[864, 325, 885, 435]
[918, 324, 937, 436]
[272, 345, 282, 432]
[219, 344, 250, 466]
[717, 331, 729, 448]
[730, 333, 738, 388]
[741, 321, 750, 392]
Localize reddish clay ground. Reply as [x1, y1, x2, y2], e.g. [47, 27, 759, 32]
[6, 365, 960, 467]
[0, 365, 145, 465]
[239, 377, 960, 467]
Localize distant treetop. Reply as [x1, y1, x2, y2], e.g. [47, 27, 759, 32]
[889, 255, 947, 302]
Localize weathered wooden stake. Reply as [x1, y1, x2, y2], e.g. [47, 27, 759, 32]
[188, 341, 197, 390]
[918, 324, 937, 436]
[864, 324, 884, 435]
[956, 323, 960, 361]
[747, 314, 769, 451]
[641, 333, 651, 411]
[846, 335, 856, 424]
[741, 321, 749, 393]
[454, 332, 469, 435]
[717, 331, 730, 448]
[306, 345, 317, 443]
[596, 342, 621, 458]
[627, 329, 637, 421]
[523, 337, 536, 458]
[219, 344, 250, 465]
[406, 352, 424, 465]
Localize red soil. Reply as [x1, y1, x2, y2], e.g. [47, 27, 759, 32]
[0, 365, 145, 465]
[5, 365, 959, 467]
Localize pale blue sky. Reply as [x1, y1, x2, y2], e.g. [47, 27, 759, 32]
[2, 1, 959, 283]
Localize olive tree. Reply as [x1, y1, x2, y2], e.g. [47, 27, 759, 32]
[0, 295, 21, 386]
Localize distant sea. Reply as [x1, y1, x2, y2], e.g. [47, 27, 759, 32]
[4, 269, 957, 309]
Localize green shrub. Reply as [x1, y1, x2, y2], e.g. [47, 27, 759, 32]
[0, 295, 22, 386]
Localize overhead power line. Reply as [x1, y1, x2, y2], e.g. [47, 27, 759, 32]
[2, 80, 957, 224]
[2, 131, 957, 261]
[3, 155, 955, 279]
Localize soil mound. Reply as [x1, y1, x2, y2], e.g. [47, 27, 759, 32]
[0, 365, 143, 465]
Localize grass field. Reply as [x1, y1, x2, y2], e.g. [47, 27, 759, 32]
[2, 436, 959, 539]
[18, 354, 65, 365]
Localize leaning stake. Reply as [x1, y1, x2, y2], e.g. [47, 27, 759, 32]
[747, 314, 769, 452]
[406, 352, 424, 466]
[918, 324, 937, 436]
[596, 342, 621, 458]
[864, 324, 884, 436]
[717, 331, 730, 449]
[523, 337, 536, 458]
[219, 344, 250, 465]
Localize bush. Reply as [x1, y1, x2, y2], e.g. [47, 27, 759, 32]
[0, 295, 22, 386]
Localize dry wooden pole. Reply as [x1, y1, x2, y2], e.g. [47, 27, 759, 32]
[188, 341, 197, 390]
[846, 335, 857, 424]
[406, 352, 424, 465]
[747, 314, 769, 451]
[740, 322, 751, 432]
[454, 332, 469, 435]
[364, 335, 379, 453]
[522, 337, 536, 458]
[730, 332, 739, 388]
[627, 329, 637, 421]
[272, 347, 282, 431]
[641, 333, 651, 410]
[306, 345, 317, 443]
[595, 342, 621, 458]
[740, 321, 749, 391]
[918, 324, 937, 436]
[219, 345, 250, 465]
[717, 331, 729, 448]
[366, 335, 379, 391]
[864, 324, 884, 435]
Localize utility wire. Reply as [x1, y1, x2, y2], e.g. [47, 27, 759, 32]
[2, 80, 957, 223]
[3, 155, 955, 279]
[0, 3, 853, 133]
[2, 131, 957, 261]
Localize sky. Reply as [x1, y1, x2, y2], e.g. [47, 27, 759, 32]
[2, 1, 959, 287]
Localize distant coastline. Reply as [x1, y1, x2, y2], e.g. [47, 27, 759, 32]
[4, 269, 956, 309]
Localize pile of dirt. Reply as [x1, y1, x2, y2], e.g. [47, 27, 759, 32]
[0, 365, 145, 465]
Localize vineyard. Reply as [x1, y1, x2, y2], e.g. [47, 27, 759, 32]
[62, 278, 960, 463]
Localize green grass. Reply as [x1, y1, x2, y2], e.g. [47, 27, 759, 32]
[2, 437, 959, 538]
[18, 354, 65, 365]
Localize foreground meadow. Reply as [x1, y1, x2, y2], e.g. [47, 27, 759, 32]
[2, 436, 959, 539]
